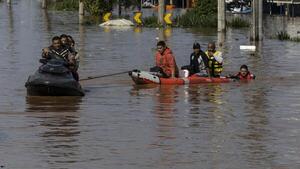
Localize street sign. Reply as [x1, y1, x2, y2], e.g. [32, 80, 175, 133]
[134, 12, 142, 25]
[103, 12, 112, 22]
[164, 13, 172, 25]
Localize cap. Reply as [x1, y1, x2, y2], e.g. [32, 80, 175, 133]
[193, 43, 201, 49]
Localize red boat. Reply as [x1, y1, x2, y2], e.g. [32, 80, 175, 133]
[129, 70, 232, 85]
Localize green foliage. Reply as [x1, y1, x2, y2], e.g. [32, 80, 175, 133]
[277, 31, 290, 40]
[143, 16, 160, 27]
[48, 0, 140, 16]
[173, 0, 218, 28]
[121, 0, 140, 10]
[175, 9, 217, 27]
[83, 0, 140, 16]
[83, 0, 116, 16]
[47, 0, 222, 28]
[48, 0, 78, 11]
[82, 15, 102, 25]
[291, 37, 300, 42]
[227, 17, 250, 28]
[274, 31, 300, 42]
[196, 0, 218, 16]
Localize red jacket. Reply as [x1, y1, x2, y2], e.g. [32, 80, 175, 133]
[236, 72, 255, 80]
[155, 48, 179, 77]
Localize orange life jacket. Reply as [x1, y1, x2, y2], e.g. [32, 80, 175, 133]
[155, 48, 179, 77]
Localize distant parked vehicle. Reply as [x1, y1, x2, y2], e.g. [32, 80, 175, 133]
[226, 0, 234, 3]
[232, 6, 252, 14]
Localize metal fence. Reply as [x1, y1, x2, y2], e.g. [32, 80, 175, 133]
[269, 0, 300, 4]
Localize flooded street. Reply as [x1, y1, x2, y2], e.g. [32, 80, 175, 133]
[1, 1, 300, 169]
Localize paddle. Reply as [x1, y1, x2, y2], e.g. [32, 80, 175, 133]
[79, 70, 130, 81]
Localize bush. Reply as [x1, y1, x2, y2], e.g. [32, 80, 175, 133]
[83, 0, 116, 16]
[143, 16, 160, 27]
[291, 37, 300, 42]
[174, 0, 218, 28]
[175, 9, 217, 27]
[48, 0, 78, 11]
[273, 31, 300, 42]
[277, 31, 290, 40]
[227, 17, 250, 28]
[196, 0, 218, 16]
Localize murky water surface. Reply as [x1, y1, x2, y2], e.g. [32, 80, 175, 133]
[0, 1, 300, 169]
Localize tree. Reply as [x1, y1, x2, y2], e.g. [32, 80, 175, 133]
[83, 0, 116, 16]
[83, 0, 140, 17]
[196, 0, 217, 16]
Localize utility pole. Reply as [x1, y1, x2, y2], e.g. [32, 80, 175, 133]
[139, 0, 142, 11]
[252, 0, 257, 41]
[258, 0, 263, 40]
[158, 0, 165, 25]
[79, 0, 84, 24]
[218, 0, 226, 32]
[251, 0, 263, 41]
[42, 0, 47, 9]
[118, 0, 122, 17]
[186, 0, 190, 8]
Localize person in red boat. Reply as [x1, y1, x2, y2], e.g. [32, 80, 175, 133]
[228, 64, 255, 80]
[150, 41, 179, 78]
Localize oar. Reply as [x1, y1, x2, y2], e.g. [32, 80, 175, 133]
[79, 70, 130, 81]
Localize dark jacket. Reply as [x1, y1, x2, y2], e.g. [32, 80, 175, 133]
[189, 50, 209, 74]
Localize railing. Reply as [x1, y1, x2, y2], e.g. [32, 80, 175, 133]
[269, 0, 300, 4]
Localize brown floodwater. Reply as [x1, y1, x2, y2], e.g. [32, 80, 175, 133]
[0, 1, 300, 169]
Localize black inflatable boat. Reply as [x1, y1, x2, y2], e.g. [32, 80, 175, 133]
[25, 59, 85, 96]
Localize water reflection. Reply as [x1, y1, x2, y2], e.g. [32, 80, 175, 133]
[78, 24, 86, 62]
[133, 26, 142, 33]
[152, 85, 178, 167]
[130, 84, 157, 96]
[239, 86, 276, 167]
[26, 96, 81, 166]
[39, 115, 80, 164]
[217, 31, 225, 49]
[185, 84, 226, 127]
[8, 4, 13, 34]
[6, 3, 15, 54]
[42, 8, 51, 32]
[157, 28, 172, 42]
[203, 84, 225, 105]
[163, 27, 172, 39]
[26, 96, 82, 112]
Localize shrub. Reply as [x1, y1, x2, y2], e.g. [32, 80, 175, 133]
[175, 9, 217, 27]
[48, 0, 78, 11]
[227, 17, 250, 28]
[277, 31, 290, 40]
[143, 16, 160, 27]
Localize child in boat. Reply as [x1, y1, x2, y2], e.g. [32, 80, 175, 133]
[228, 64, 255, 80]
